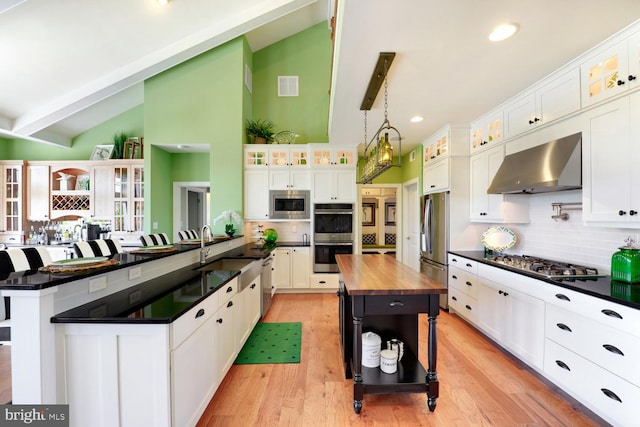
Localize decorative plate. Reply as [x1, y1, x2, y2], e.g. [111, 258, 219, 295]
[273, 130, 296, 144]
[481, 226, 517, 252]
[50, 257, 109, 268]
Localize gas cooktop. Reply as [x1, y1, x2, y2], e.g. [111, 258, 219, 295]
[485, 254, 604, 281]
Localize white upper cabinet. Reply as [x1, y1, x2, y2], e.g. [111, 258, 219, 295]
[267, 145, 310, 168]
[243, 146, 269, 168]
[422, 128, 450, 166]
[308, 145, 357, 168]
[27, 164, 50, 221]
[0, 162, 23, 235]
[504, 68, 581, 139]
[580, 32, 640, 107]
[582, 94, 640, 226]
[470, 109, 503, 153]
[267, 145, 310, 190]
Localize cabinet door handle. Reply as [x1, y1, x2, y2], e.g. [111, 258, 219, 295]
[250, 283, 256, 289]
[601, 388, 622, 403]
[555, 293, 571, 302]
[389, 301, 405, 308]
[603, 344, 624, 356]
[556, 323, 572, 332]
[601, 309, 623, 319]
[629, 74, 637, 81]
[227, 301, 233, 308]
[216, 318, 223, 324]
[555, 360, 571, 371]
[617, 79, 626, 86]
[630, 210, 638, 216]
[195, 308, 205, 319]
[619, 210, 627, 216]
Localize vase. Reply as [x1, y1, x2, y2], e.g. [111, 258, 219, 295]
[254, 136, 267, 144]
[226, 231, 235, 238]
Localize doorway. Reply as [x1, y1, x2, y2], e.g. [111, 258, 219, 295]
[173, 181, 210, 242]
[402, 178, 420, 272]
[358, 184, 401, 260]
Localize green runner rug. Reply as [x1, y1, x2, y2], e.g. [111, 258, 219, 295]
[235, 322, 302, 364]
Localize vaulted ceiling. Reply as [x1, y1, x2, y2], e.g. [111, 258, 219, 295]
[2, 0, 640, 155]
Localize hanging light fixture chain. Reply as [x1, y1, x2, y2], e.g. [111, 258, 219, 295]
[383, 58, 389, 122]
[364, 110, 368, 145]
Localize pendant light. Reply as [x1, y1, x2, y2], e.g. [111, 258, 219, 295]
[359, 52, 402, 184]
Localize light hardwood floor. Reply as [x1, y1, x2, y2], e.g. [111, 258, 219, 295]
[197, 293, 607, 427]
[0, 293, 608, 425]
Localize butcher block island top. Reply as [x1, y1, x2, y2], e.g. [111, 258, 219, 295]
[336, 254, 444, 414]
[336, 254, 447, 295]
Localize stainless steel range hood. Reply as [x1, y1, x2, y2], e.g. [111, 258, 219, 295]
[487, 132, 582, 194]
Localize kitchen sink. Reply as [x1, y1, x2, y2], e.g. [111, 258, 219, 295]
[198, 258, 261, 291]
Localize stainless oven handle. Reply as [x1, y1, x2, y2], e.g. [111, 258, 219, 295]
[313, 210, 353, 214]
[314, 242, 353, 246]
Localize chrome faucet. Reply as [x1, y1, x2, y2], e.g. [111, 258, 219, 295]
[73, 224, 83, 241]
[200, 224, 212, 264]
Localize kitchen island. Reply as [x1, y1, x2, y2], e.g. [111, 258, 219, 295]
[336, 254, 447, 414]
[0, 235, 273, 407]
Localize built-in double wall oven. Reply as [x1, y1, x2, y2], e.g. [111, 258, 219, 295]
[313, 203, 354, 273]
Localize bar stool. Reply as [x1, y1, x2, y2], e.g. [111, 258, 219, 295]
[123, 137, 143, 159]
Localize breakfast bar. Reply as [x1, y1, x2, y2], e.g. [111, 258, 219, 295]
[336, 254, 447, 414]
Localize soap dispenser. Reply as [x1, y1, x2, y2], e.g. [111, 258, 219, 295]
[611, 236, 640, 283]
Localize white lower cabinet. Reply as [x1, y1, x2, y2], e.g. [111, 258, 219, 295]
[476, 277, 545, 369]
[447, 263, 478, 324]
[273, 247, 310, 289]
[57, 274, 271, 427]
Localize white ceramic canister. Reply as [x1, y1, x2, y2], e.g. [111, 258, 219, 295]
[380, 349, 398, 374]
[362, 331, 381, 368]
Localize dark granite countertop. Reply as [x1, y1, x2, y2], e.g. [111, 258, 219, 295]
[449, 250, 640, 310]
[0, 236, 276, 291]
[51, 265, 240, 324]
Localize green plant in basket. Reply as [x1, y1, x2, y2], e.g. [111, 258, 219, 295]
[246, 119, 275, 143]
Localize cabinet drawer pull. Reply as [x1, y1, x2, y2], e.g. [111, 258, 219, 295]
[555, 360, 571, 371]
[556, 323, 572, 332]
[452, 275, 458, 280]
[389, 301, 405, 308]
[603, 344, 624, 356]
[226, 286, 233, 293]
[319, 280, 326, 284]
[466, 263, 472, 268]
[250, 283, 256, 289]
[465, 281, 472, 287]
[601, 309, 623, 319]
[601, 388, 622, 403]
[195, 308, 205, 319]
[465, 305, 472, 311]
[451, 258, 458, 263]
[227, 301, 233, 308]
[555, 293, 570, 301]
[451, 296, 458, 301]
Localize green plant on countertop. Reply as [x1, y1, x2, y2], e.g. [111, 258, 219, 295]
[112, 131, 128, 159]
[213, 210, 243, 236]
[245, 119, 275, 143]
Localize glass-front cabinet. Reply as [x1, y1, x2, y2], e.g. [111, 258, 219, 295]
[0, 162, 23, 243]
[112, 163, 144, 233]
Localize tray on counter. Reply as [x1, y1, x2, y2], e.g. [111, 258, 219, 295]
[129, 245, 178, 255]
[40, 257, 119, 274]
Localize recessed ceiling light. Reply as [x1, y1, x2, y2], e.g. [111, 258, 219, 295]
[489, 23, 520, 42]
[157, 0, 170, 5]
[410, 116, 424, 123]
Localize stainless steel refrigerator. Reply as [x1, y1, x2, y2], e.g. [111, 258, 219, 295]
[420, 192, 449, 309]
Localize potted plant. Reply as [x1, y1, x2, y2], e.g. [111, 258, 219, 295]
[246, 119, 275, 144]
[213, 210, 243, 237]
[112, 131, 128, 159]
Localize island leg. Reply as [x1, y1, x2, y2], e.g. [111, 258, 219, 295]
[426, 296, 439, 412]
[352, 315, 363, 414]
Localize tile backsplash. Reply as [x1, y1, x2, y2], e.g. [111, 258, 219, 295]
[499, 190, 635, 274]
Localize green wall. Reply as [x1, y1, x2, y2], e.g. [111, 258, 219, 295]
[0, 105, 144, 161]
[144, 37, 246, 235]
[252, 22, 331, 144]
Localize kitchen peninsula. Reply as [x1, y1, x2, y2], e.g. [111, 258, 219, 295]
[0, 235, 269, 413]
[336, 254, 446, 414]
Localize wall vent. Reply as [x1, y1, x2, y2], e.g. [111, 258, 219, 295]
[278, 76, 299, 97]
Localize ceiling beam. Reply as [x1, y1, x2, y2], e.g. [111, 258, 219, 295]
[359, 52, 395, 111]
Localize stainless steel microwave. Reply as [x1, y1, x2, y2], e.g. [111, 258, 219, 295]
[269, 190, 310, 219]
